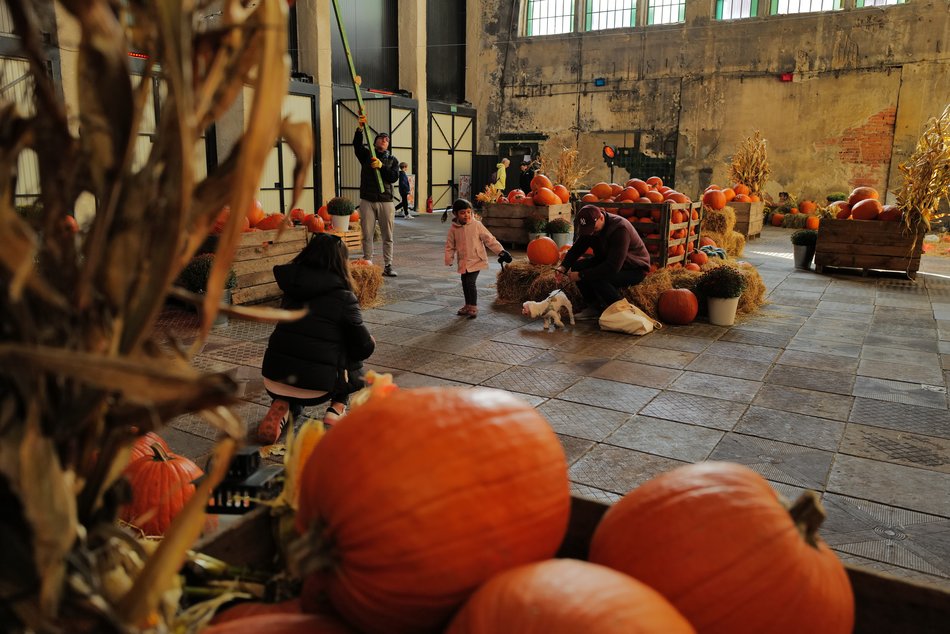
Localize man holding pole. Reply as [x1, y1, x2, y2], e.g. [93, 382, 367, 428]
[353, 115, 401, 277]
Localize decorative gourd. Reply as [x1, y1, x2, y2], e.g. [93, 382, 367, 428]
[129, 432, 170, 463]
[202, 612, 354, 634]
[657, 289, 699, 325]
[526, 237, 560, 266]
[445, 559, 694, 634]
[589, 462, 854, 634]
[211, 599, 303, 625]
[120, 444, 210, 537]
[294, 387, 571, 634]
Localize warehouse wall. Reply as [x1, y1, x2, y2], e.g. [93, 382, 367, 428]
[468, 0, 950, 202]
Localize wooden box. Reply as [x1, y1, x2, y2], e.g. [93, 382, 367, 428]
[481, 202, 572, 246]
[584, 201, 703, 268]
[814, 218, 924, 280]
[198, 495, 950, 634]
[729, 201, 765, 239]
[231, 227, 308, 305]
[329, 225, 362, 252]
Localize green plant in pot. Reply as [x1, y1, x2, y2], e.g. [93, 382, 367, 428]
[176, 253, 238, 326]
[693, 265, 747, 326]
[525, 215, 549, 241]
[790, 228, 818, 271]
[327, 196, 356, 232]
[546, 217, 573, 248]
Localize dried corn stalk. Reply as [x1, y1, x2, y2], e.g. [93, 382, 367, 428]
[0, 1, 309, 631]
[728, 131, 772, 195]
[896, 103, 950, 232]
[552, 146, 594, 193]
[475, 183, 503, 204]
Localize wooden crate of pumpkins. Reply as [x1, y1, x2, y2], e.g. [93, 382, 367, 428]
[481, 202, 572, 246]
[231, 226, 308, 304]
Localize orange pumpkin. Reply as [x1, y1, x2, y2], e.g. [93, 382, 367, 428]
[317, 205, 331, 223]
[290, 207, 309, 223]
[247, 200, 266, 227]
[527, 237, 561, 265]
[657, 289, 699, 325]
[699, 237, 717, 247]
[878, 204, 902, 222]
[351, 258, 373, 267]
[211, 207, 250, 234]
[445, 560, 694, 634]
[530, 173, 553, 192]
[646, 176, 663, 188]
[589, 462, 853, 634]
[589, 182, 613, 199]
[733, 183, 750, 196]
[702, 189, 726, 210]
[770, 213, 785, 227]
[850, 198, 882, 220]
[255, 214, 289, 231]
[349, 210, 360, 223]
[847, 186, 879, 206]
[507, 189, 526, 203]
[295, 388, 571, 634]
[120, 444, 212, 537]
[805, 216, 820, 230]
[628, 178, 651, 195]
[62, 214, 80, 234]
[305, 214, 325, 233]
[552, 184, 571, 204]
[645, 190, 664, 203]
[829, 201, 851, 219]
[799, 200, 817, 215]
[732, 194, 751, 203]
[721, 187, 736, 202]
[688, 250, 708, 266]
[684, 263, 701, 271]
[129, 432, 170, 463]
[533, 187, 562, 207]
[202, 613, 354, 634]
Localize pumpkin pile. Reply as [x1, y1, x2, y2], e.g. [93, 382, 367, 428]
[490, 173, 571, 207]
[827, 186, 902, 223]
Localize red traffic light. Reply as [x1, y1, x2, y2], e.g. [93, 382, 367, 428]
[603, 145, 616, 160]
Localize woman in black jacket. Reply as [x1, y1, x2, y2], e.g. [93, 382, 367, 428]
[257, 233, 376, 444]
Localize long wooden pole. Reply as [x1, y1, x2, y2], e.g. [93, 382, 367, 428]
[331, 0, 385, 193]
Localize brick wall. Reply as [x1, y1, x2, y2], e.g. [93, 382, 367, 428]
[816, 107, 897, 191]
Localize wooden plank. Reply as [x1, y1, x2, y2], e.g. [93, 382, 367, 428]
[232, 281, 281, 305]
[730, 201, 765, 238]
[815, 254, 921, 271]
[232, 252, 297, 276]
[812, 242, 925, 257]
[236, 269, 278, 288]
[234, 239, 303, 263]
[237, 226, 308, 247]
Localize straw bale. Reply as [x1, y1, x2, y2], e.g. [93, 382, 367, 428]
[351, 264, 383, 308]
[496, 260, 552, 303]
[704, 206, 736, 235]
[736, 262, 767, 315]
[704, 230, 745, 257]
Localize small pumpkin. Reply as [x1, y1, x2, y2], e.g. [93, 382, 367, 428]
[533, 187, 562, 207]
[305, 214, 325, 233]
[255, 214, 289, 231]
[590, 462, 853, 634]
[247, 200, 266, 227]
[770, 213, 785, 227]
[349, 210, 360, 223]
[526, 237, 560, 266]
[445, 559, 695, 634]
[530, 173, 554, 192]
[805, 215, 820, 230]
[850, 198, 883, 220]
[657, 289, 699, 325]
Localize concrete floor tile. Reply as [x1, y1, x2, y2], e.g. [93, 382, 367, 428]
[752, 385, 854, 421]
[360, 308, 421, 325]
[685, 353, 773, 380]
[861, 344, 941, 368]
[553, 337, 632, 358]
[735, 406, 846, 452]
[605, 416, 723, 462]
[557, 434, 595, 466]
[817, 300, 875, 313]
[840, 424, 950, 473]
[638, 332, 712, 353]
[508, 392, 548, 407]
[709, 433, 835, 489]
[382, 371, 472, 389]
[366, 342, 457, 371]
[718, 328, 793, 348]
[785, 337, 862, 358]
[415, 355, 510, 384]
[375, 300, 445, 315]
[704, 340, 781, 363]
[460, 340, 542, 365]
[640, 391, 747, 430]
[864, 333, 940, 354]
[849, 398, 950, 439]
[835, 552, 950, 591]
[617, 344, 697, 369]
[775, 349, 859, 373]
[537, 399, 631, 441]
[669, 371, 762, 403]
[490, 327, 574, 349]
[556, 377, 660, 414]
[367, 323, 431, 344]
[766, 363, 855, 395]
[522, 350, 610, 376]
[827, 455, 950, 517]
[569, 482, 622, 505]
[569, 445, 687, 495]
[853, 376, 948, 409]
[481, 366, 581, 397]
[590, 359, 682, 389]
[669, 322, 729, 339]
[405, 331, 490, 354]
[793, 328, 866, 346]
[857, 358, 946, 385]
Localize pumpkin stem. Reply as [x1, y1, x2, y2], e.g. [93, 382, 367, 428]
[788, 490, 826, 548]
[150, 443, 171, 462]
[287, 520, 338, 577]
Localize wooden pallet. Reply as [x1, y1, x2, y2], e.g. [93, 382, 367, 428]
[230, 227, 307, 305]
[729, 201, 764, 239]
[481, 202, 572, 246]
[328, 226, 362, 251]
[583, 200, 703, 268]
[814, 218, 924, 280]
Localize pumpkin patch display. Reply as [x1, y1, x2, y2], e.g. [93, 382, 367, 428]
[527, 237, 561, 265]
[445, 559, 695, 634]
[293, 387, 571, 634]
[589, 462, 854, 634]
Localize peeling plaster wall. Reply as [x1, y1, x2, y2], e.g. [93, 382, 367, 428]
[470, 0, 950, 200]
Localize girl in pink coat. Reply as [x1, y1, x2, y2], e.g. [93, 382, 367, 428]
[443, 198, 510, 318]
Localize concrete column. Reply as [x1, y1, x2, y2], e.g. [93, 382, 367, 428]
[399, 0, 428, 203]
[296, 0, 336, 202]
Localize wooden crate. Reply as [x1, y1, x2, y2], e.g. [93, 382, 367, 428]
[729, 201, 765, 239]
[583, 201, 703, 268]
[329, 225, 362, 252]
[814, 218, 924, 280]
[230, 227, 307, 305]
[481, 202, 572, 246]
[197, 495, 950, 634]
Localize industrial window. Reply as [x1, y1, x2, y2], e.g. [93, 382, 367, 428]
[525, 0, 575, 36]
[770, 0, 841, 15]
[586, 0, 636, 31]
[716, 0, 759, 19]
[647, 0, 686, 25]
[855, 0, 904, 6]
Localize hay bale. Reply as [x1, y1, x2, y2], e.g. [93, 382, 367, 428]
[351, 264, 383, 308]
[496, 260, 551, 303]
[736, 262, 767, 315]
[623, 268, 672, 319]
[704, 230, 745, 257]
[703, 206, 736, 235]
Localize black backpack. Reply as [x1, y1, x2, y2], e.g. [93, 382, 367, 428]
[488, 168, 498, 185]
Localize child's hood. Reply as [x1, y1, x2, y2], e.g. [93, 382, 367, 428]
[273, 263, 347, 300]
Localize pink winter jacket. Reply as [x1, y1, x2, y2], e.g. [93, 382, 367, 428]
[444, 219, 504, 274]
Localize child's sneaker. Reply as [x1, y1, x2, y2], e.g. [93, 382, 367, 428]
[467, 305, 478, 318]
[457, 305, 472, 316]
[257, 399, 291, 444]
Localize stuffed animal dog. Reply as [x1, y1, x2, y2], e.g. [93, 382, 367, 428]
[522, 289, 575, 330]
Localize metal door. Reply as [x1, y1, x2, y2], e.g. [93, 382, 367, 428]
[429, 111, 473, 210]
[336, 98, 414, 204]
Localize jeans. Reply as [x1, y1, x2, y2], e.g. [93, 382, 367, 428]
[461, 270, 479, 305]
[573, 258, 646, 310]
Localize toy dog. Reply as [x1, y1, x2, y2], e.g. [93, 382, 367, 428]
[522, 289, 575, 330]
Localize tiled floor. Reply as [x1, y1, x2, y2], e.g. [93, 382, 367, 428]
[163, 215, 950, 589]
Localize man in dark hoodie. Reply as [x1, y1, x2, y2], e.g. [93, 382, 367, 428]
[555, 205, 651, 319]
[354, 116, 401, 277]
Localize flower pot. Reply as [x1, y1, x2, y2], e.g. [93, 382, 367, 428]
[707, 296, 740, 326]
[331, 215, 351, 232]
[549, 232, 573, 249]
[527, 232, 545, 242]
[793, 244, 815, 270]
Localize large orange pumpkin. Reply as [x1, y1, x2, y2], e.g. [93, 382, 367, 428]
[850, 198, 882, 220]
[589, 462, 854, 634]
[533, 187, 562, 207]
[317, 205, 331, 223]
[530, 173, 553, 192]
[799, 200, 817, 215]
[829, 201, 851, 219]
[120, 444, 211, 537]
[294, 388, 571, 634]
[445, 559, 695, 634]
[805, 216, 820, 230]
[847, 186, 878, 206]
[878, 204, 902, 222]
[129, 432, 169, 463]
[247, 200, 266, 227]
[770, 213, 785, 227]
[305, 214, 325, 233]
[590, 182, 614, 199]
[552, 184, 570, 203]
[657, 289, 699, 325]
[527, 237, 561, 265]
[202, 613, 354, 634]
[255, 214, 289, 231]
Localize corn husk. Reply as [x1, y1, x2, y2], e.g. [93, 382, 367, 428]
[896, 103, 950, 232]
[729, 131, 772, 195]
[551, 146, 595, 193]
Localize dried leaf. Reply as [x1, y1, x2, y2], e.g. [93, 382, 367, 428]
[168, 286, 308, 323]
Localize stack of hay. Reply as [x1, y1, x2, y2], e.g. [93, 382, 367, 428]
[702, 205, 746, 257]
[350, 262, 383, 308]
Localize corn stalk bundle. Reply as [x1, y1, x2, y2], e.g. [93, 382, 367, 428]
[728, 131, 772, 195]
[0, 1, 311, 631]
[896, 103, 950, 232]
[552, 146, 594, 193]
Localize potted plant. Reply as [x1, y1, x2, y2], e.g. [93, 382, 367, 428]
[546, 217, 573, 249]
[790, 229, 819, 270]
[327, 196, 356, 232]
[693, 265, 747, 326]
[176, 253, 238, 327]
[525, 215, 548, 242]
